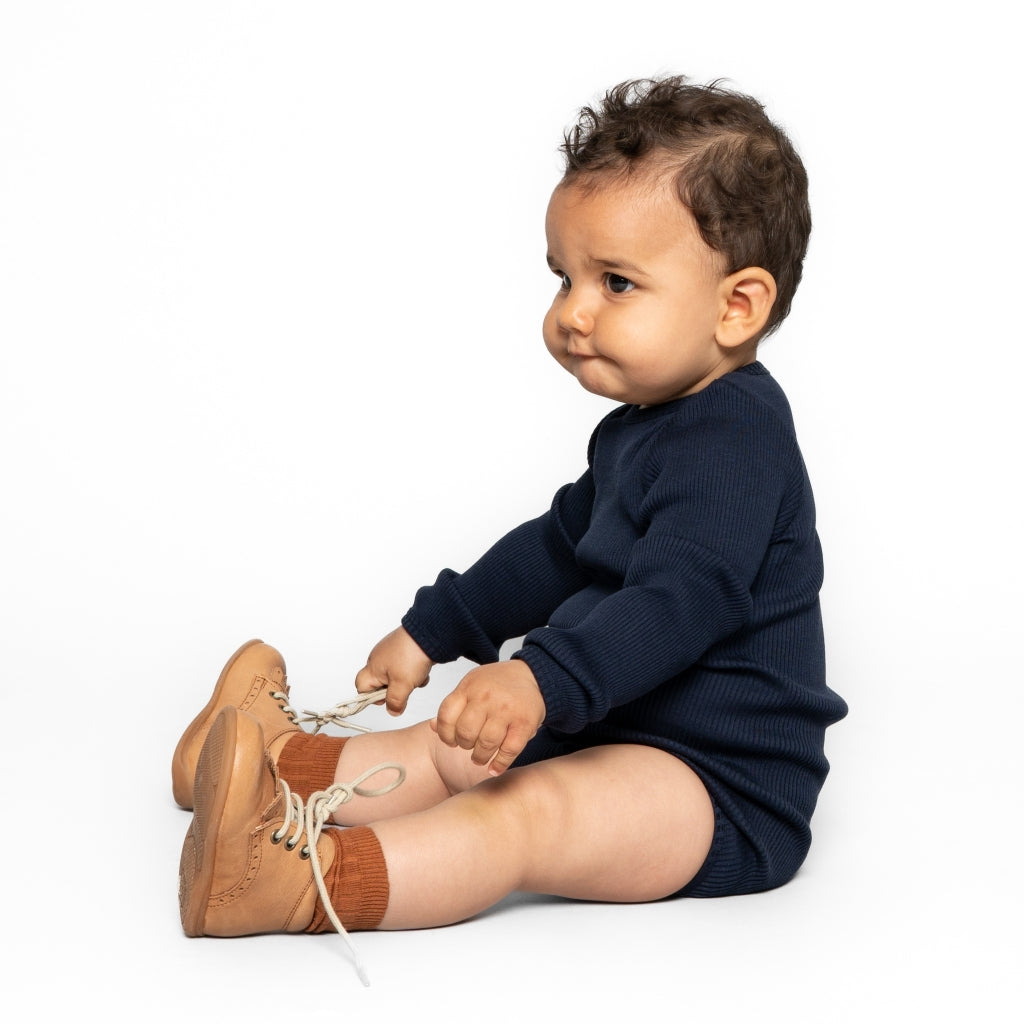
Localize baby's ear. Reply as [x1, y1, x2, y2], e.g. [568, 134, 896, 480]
[716, 268, 777, 347]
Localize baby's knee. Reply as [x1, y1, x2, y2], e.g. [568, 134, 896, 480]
[427, 728, 495, 795]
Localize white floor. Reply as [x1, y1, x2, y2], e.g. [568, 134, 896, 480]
[7, 630, 1016, 1022]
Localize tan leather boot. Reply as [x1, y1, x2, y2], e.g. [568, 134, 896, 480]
[179, 706, 404, 983]
[172, 640, 300, 809]
[179, 705, 329, 936]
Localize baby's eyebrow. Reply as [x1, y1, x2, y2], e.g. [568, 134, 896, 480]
[546, 253, 647, 277]
[591, 256, 646, 276]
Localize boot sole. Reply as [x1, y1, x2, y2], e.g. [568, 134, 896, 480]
[171, 638, 263, 809]
[179, 705, 240, 936]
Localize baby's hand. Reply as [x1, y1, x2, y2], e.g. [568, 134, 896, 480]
[432, 660, 546, 776]
[355, 626, 433, 716]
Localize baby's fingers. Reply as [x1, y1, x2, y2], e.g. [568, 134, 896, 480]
[354, 664, 388, 701]
[356, 627, 433, 717]
[382, 677, 419, 717]
[434, 691, 468, 748]
[467, 718, 510, 768]
[485, 722, 534, 776]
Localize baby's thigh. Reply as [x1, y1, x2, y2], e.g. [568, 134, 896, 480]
[511, 743, 715, 902]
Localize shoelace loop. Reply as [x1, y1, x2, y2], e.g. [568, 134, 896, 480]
[272, 760, 406, 986]
[298, 687, 388, 734]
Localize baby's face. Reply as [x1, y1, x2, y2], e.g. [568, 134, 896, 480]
[543, 174, 738, 406]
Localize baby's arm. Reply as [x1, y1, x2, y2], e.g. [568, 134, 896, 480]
[355, 448, 598, 763]
[356, 627, 545, 775]
[518, 407, 800, 730]
[401, 464, 598, 667]
[355, 626, 434, 716]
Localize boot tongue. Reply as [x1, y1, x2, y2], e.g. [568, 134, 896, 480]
[261, 752, 286, 817]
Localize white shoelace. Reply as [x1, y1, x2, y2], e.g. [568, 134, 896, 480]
[272, 760, 406, 986]
[298, 687, 388, 734]
[269, 690, 300, 724]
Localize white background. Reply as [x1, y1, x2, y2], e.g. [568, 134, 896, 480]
[2, 1, 1020, 1020]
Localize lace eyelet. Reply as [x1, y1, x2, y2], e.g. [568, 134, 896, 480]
[285, 838, 298, 851]
[270, 830, 284, 845]
[300, 845, 311, 859]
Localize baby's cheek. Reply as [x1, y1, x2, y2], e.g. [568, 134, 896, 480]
[541, 308, 560, 349]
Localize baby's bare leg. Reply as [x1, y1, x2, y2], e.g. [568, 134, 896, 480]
[369, 744, 714, 929]
[330, 720, 493, 822]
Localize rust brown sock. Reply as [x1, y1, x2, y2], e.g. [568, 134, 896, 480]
[276, 732, 348, 800]
[306, 826, 389, 933]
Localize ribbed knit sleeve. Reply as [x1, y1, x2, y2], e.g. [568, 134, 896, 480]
[400, 463, 596, 665]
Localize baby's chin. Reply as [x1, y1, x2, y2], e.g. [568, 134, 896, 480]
[572, 369, 659, 407]
[565, 356, 624, 402]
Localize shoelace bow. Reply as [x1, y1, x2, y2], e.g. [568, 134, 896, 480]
[272, 760, 406, 987]
[297, 687, 388, 734]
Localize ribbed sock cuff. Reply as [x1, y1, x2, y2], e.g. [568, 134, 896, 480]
[276, 732, 348, 800]
[306, 826, 390, 933]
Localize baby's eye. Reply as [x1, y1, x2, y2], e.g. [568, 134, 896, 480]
[605, 274, 634, 294]
[557, 271, 571, 290]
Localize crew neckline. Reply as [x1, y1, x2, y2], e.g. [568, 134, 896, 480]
[620, 362, 767, 422]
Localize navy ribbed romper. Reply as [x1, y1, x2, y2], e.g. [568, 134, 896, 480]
[402, 363, 848, 895]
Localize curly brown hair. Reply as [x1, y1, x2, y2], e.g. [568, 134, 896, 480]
[561, 76, 811, 337]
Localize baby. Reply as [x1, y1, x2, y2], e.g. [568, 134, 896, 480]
[175, 75, 848, 984]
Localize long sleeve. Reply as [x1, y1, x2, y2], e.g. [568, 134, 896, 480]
[401, 464, 596, 665]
